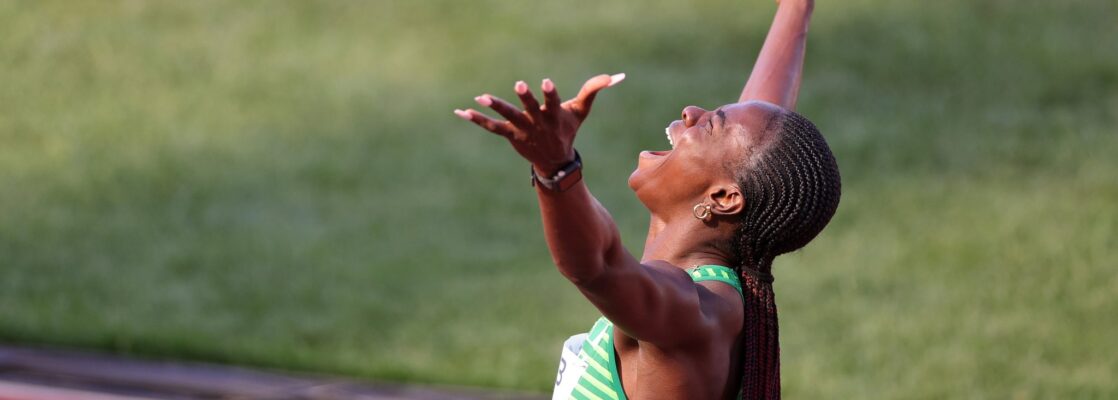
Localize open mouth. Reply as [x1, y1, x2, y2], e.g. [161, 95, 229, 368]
[639, 126, 676, 159]
[638, 150, 671, 160]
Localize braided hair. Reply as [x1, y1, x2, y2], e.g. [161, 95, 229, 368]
[728, 109, 841, 399]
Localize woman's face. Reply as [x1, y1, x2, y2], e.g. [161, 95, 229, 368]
[629, 101, 780, 216]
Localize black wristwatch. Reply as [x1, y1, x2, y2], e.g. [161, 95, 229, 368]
[531, 150, 583, 192]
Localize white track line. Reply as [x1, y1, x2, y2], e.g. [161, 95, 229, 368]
[0, 380, 156, 400]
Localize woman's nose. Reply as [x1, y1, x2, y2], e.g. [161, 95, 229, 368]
[681, 106, 707, 128]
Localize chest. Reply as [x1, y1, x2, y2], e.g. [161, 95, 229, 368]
[615, 330, 733, 399]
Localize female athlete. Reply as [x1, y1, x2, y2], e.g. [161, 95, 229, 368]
[454, 1, 838, 398]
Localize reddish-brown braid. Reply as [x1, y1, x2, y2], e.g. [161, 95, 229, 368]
[729, 110, 841, 399]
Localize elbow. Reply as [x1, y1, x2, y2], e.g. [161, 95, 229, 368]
[554, 227, 623, 286]
[554, 255, 607, 286]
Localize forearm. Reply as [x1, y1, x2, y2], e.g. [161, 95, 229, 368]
[535, 180, 623, 284]
[738, 0, 814, 109]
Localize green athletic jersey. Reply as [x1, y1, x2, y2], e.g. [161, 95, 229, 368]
[554, 265, 744, 400]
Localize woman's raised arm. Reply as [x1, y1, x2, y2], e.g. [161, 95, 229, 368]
[738, 0, 815, 110]
[456, 76, 738, 346]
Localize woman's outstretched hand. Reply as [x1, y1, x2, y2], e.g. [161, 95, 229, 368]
[455, 73, 625, 175]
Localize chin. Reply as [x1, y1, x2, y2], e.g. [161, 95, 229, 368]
[627, 168, 641, 192]
[628, 165, 650, 193]
[628, 168, 655, 206]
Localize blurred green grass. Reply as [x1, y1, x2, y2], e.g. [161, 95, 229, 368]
[1, 0, 1116, 397]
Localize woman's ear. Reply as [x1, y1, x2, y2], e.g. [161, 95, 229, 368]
[708, 185, 744, 216]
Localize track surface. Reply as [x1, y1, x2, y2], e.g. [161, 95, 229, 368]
[0, 345, 545, 400]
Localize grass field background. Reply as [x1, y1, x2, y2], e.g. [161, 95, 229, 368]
[1, 0, 1116, 398]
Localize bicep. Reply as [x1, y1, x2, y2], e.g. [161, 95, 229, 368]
[573, 256, 725, 346]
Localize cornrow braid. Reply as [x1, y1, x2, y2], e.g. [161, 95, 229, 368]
[729, 109, 841, 399]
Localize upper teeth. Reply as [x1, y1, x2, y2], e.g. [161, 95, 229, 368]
[665, 127, 674, 147]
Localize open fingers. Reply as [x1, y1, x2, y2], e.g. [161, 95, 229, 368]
[454, 109, 514, 138]
[541, 78, 562, 121]
[569, 73, 625, 119]
[514, 81, 542, 123]
[475, 94, 530, 128]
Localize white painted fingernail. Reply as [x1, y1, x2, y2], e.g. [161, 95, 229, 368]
[454, 109, 470, 120]
[474, 95, 492, 106]
[608, 73, 626, 87]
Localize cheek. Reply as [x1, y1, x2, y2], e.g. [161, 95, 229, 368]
[670, 156, 723, 196]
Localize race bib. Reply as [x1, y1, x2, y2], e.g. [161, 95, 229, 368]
[552, 333, 588, 400]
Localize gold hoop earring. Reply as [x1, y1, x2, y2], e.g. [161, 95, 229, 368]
[692, 203, 713, 221]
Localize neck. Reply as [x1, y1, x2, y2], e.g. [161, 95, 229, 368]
[641, 212, 735, 267]
[644, 213, 781, 398]
[738, 274, 780, 399]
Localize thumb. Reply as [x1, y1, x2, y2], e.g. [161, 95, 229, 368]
[571, 73, 625, 118]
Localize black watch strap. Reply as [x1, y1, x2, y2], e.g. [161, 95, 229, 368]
[531, 150, 583, 192]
